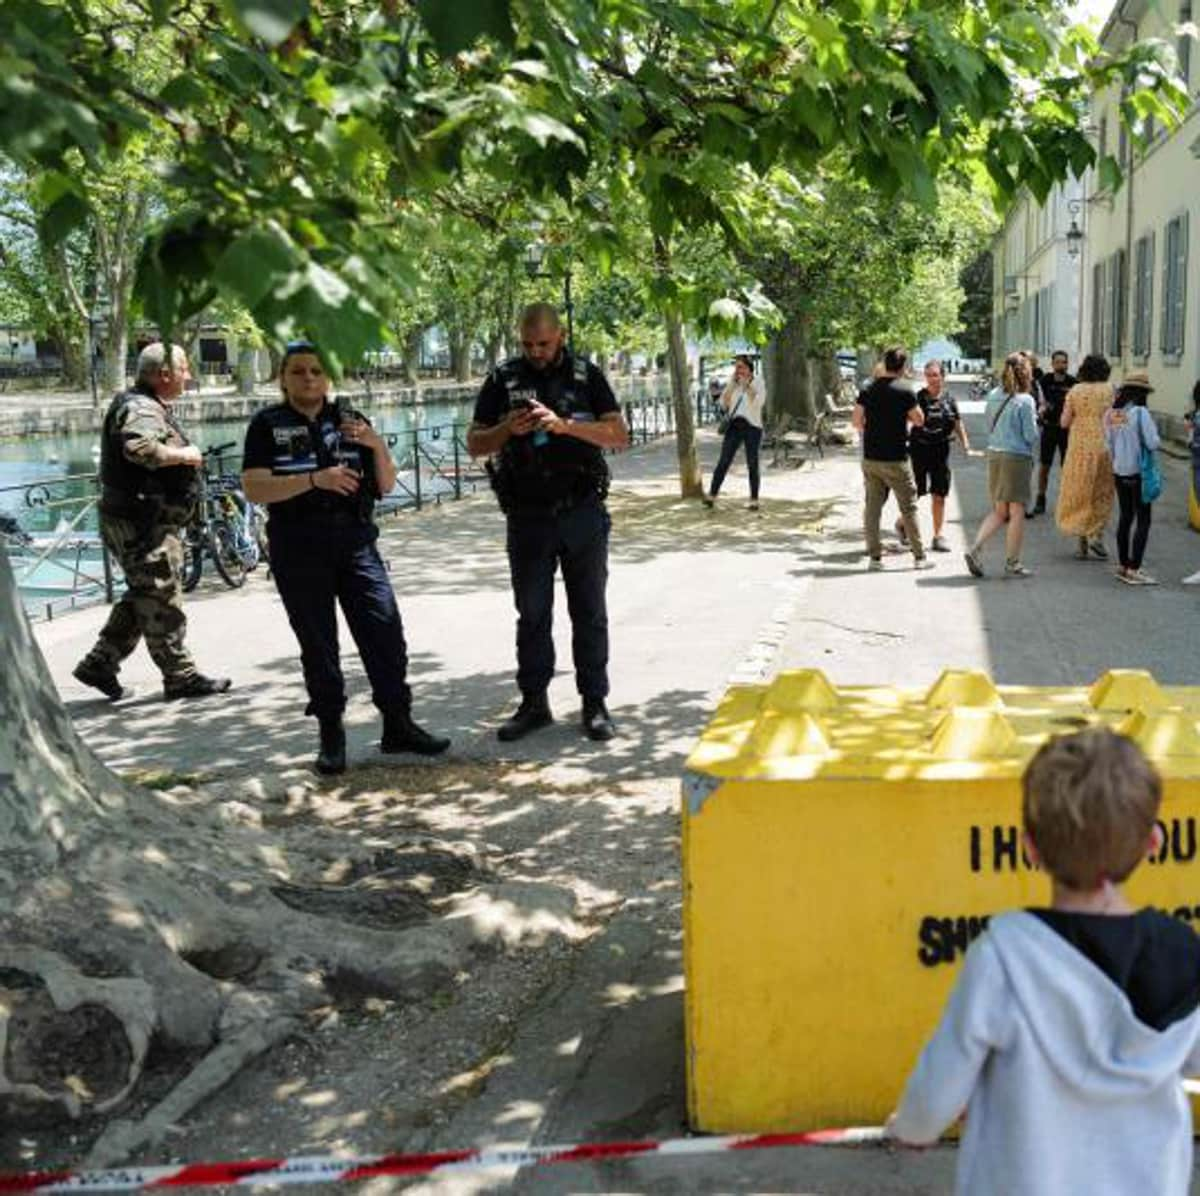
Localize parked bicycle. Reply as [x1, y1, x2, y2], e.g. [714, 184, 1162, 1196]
[181, 443, 267, 592]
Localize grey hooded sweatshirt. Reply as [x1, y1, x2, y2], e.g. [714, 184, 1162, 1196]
[892, 910, 1200, 1195]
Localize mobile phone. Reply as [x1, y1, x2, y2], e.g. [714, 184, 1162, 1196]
[510, 397, 532, 412]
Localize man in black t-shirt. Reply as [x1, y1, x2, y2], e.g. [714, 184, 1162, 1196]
[905, 360, 969, 552]
[852, 345, 931, 571]
[468, 304, 629, 743]
[1030, 350, 1076, 516]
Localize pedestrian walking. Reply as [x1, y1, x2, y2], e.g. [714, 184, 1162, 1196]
[963, 352, 1038, 578]
[852, 345, 931, 571]
[73, 342, 231, 702]
[241, 340, 449, 775]
[467, 303, 630, 743]
[1104, 371, 1161, 586]
[899, 359, 969, 552]
[1029, 349, 1075, 516]
[1055, 354, 1115, 561]
[703, 355, 766, 511]
[889, 728, 1200, 1196]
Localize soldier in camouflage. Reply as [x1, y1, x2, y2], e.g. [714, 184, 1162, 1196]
[73, 343, 232, 701]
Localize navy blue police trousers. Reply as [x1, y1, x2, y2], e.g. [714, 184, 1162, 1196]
[506, 497, 610, 701]
[269, 526, 411, 719]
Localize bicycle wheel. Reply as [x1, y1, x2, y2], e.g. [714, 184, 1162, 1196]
[207, 518, 249, 588]
[180, 525, 203, 592]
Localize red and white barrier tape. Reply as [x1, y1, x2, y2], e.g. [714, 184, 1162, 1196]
[0, 1127, 885, 1193]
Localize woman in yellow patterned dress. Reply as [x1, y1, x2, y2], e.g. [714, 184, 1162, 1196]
[1055, 354, 1115, 559]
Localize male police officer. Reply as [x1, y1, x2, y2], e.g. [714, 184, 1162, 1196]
[468, 304, 629, 742]
[73, 342, 231, 701]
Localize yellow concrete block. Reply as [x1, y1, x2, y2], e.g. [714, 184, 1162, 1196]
[682, 669, 1200, 1134]
[1191, 472, 1200, 532]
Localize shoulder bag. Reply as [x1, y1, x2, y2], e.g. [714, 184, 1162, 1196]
[717, 389, 747, 435]
[1137, 407, 1163, 503]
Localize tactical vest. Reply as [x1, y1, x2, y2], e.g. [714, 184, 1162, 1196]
[490, 354, 611, 513]
[99, 387, 199, 522]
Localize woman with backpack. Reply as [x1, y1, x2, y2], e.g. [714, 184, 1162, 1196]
[1103, 371, 1161, 586]
[703, 355, 767, 512]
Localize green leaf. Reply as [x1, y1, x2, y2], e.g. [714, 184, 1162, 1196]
[38, 191, 90, 247]
[415, 0, 513, 55]
[160, 74, 210, 111]
[226, 0, 309, 47]
[213, 224, 302, 310]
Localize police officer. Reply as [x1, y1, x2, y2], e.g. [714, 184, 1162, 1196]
[73, 342, 231, 701]
[468, 304, 629, 742]
[241, 340, 449, 774]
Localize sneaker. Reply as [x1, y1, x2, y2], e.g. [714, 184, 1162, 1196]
[163, 673, 232, 700]
[1074, 538, 1090, 560]
[72, 659, 126, 701]
[964, 549, 984, 578]
[894, 519, 908, 545]
[702, 495, 715, 509]
[931, 536, 951, 553]
[381, 709, 451, 756]
[1004, 559, 1034, 578]
[581, 699, 616, 741]
[497, 695, 553, 742]
[1088, 539, 1108, 560]
[868, 557, 884, 572]
[913, 556, 934, 571]
[1183, 569, 1200, 585]
[1116, 568, 1138, 585]
[747, 500, 760, 512]
[1028, 495, 1046, 517]
[1130, 569, 1158, 586]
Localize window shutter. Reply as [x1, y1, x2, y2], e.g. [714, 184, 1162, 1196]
[1177, 213, 1190, 355]
[1161, 220, 1173, 354]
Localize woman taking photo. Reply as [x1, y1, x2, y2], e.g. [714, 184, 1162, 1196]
[241, 340, 450, 775]
[964, 352, 1038, 579]
[703, 355, 767, 511]
[1103, 371, 1160, 585]
[1055, 354, 1115, 560]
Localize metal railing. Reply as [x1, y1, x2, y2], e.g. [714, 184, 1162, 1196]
[4, 389, 704, 617]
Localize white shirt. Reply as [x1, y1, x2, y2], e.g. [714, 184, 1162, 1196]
[721, 379, 766, 429]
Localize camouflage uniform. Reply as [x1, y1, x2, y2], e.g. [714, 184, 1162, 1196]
[77, 388, 200, 686]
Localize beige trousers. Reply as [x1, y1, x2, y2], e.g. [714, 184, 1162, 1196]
[862, 458, 924, 561]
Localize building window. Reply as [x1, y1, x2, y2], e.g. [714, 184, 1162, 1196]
[1105, 249, 1126, 357]
[1182, 1, 1193, 89]
[1161, 213, 1190, 358]
[1132, 234, 1155, 358]
[1092, 260, 1107, 355]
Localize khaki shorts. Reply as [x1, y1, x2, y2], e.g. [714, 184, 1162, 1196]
[987, 452, 1032, 506]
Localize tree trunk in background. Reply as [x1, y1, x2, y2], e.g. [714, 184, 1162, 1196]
[763, 319, 813, 423]
[60, 336, 87, 390]
[401, 327, 422, 387]
[815, 352, 842, 408]
[449, 332, 471, 382]
[664, 310, 702, 496]
[102, 322, 129, 396]
[484, 332, 502, 372]
[235, 346, 258, 395]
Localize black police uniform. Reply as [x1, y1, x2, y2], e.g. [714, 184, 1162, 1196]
[242, 398, 411, 720]
[1039, 371, 1076, 466]
[908, 387, 962, 497]
[473, 352, 619, 703]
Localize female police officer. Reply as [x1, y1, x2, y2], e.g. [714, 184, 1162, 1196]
[241, 341, 449, 774]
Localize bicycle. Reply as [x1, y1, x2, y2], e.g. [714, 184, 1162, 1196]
[181, 443, 266, 592]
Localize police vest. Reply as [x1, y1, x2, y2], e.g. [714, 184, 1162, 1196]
[491, 355, 610, 511]
[99, 387, 199, 521]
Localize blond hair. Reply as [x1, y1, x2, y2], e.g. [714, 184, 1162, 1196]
[1001, 352, 1032, 397]
[1022, 728, 1161, 889]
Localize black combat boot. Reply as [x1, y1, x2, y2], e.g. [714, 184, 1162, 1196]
[164, 673, 233, 700]
[315, 715, 346, 775]
[581, 698, 616, 742]
[73, 659, 126, 701]
[381, 710, 450, 756]
[497, 694, 553, 742]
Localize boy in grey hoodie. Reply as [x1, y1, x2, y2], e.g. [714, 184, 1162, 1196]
[889, 728, 1200, 1195]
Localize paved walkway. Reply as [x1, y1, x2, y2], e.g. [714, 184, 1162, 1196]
[31, 415, 1200, 1193]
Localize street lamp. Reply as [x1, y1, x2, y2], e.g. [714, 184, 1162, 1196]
[523, 241, 575, 352]
[1066, 199, 1084, 261]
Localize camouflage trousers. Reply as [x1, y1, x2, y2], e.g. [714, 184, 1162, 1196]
[80, 515, 196, 683]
